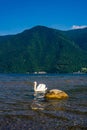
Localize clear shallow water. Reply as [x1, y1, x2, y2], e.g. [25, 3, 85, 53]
[0, 74, 87, 130]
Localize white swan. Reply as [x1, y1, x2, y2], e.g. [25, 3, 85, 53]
[33, 81, 47, 92]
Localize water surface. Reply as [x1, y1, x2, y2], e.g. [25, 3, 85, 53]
[0, 74, 87, 130]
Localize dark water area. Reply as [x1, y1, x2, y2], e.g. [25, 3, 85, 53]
[0, 73, 87, 130]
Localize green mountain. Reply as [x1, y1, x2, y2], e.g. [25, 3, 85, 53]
[65, 28, 87, 51]
[0, 25, 87, 73]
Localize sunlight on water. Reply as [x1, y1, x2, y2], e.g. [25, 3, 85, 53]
[0, 74, 87, 129]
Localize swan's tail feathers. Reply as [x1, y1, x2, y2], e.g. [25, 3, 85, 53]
[45, 87, 48, 91]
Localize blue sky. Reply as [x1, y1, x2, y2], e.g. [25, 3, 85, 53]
[0, 0, 87, 35]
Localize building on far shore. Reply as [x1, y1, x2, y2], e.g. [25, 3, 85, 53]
[34, 71, 47, 74]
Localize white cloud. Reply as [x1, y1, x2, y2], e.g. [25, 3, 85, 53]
[72, 25, 87, 29]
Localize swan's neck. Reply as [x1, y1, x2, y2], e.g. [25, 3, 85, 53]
[34, 82, 37, 91]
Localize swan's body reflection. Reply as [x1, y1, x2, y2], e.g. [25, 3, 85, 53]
[31, 92, 46, 110]
[31, 92, 67, 111]
[34, 92, 45, 100]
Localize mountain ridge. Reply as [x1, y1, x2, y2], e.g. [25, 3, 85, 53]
[0, 25, 87, 73]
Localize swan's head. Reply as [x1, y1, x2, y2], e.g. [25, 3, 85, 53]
[34, 81, 37, 87]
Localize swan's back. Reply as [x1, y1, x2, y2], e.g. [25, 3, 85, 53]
[37, 83, 47, 91]
[37, 84, 46, 89]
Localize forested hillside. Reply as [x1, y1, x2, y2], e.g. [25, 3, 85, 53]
[65, 28, 87, 51]
[0, 26, 87, 73]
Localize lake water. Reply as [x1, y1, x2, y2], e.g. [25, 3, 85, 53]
[0, 73, 87, 130]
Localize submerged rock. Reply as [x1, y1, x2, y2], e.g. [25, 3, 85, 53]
[45, 89, 69, 99]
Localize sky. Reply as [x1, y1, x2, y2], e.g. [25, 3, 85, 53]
[0, 0, 87, 35]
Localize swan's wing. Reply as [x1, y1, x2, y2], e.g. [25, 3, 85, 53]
[37, 84, 46, 89]
[37, 84, 47, 91]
